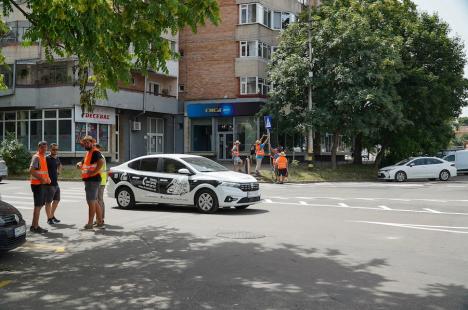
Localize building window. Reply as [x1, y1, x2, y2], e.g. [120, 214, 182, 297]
[258, 78, 270, 95]
[75, 122, 109, 152]
[241, 77, 269, 95]
[263, 8, 271, 28]
[179, 84, 185, 92]
[148, 82, 160, 96]
[273, 11, 282, 30]
[240, 41, 257, 57]
[148, 117, 164, 154]
[282, 12, 292, 29]
[191, 118, 212, 152]
[240, 4, 258, 24]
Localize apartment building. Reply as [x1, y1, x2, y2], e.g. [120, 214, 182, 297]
[0, 5, 184, 163]
[179, 0, 303, 160]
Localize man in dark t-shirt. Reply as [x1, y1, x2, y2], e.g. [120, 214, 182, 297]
[77, 136, 104, 230]
[45, 143, 62, 225]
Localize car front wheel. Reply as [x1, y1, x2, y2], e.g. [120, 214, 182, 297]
[395, 171, 407, 182]
[195, 189, 219, 213]
[116, 186, 135, 209]
[439, 170, 450, 181]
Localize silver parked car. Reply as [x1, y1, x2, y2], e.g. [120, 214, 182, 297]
[0, 158, 8, 182]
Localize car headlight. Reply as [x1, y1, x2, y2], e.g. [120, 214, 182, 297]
[221, 182, 242, 188]
[14, 214, 20, 223]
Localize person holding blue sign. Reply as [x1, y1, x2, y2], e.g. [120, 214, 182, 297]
[255, 134, 269, 176]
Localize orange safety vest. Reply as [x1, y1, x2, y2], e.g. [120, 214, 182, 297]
[256, 144, 265, 157]
[277, 156, 288, 169]
[31, 153, 50, 185]
[81, 147, 100, 179]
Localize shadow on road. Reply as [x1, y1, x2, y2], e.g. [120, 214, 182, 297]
[0, 226, 467, 309]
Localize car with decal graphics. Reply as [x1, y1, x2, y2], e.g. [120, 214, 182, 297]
[107, 154, 261, 213]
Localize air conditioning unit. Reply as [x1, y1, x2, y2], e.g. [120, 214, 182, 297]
[132, 121, 141, 131]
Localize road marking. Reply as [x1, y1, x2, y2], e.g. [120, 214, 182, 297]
[423, 208, 442, 214]
[0, 280, 12, 288]
[352, 221, 468, 234]
[299, 201, 308, 205]
[264, 200, 468, 216]
[2, 195, 79, 203]
[21, 242, 66, 253]
[378, 205, 391, 210]
[355, 198, 375, 201]
[289, 196, 468, 203]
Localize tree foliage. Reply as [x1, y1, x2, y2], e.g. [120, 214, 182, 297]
[0, 0, 219, 111]
[0, 133, 31, 174]
[265, 0, 467, 168]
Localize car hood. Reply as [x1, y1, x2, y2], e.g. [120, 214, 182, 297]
[198, 171, 257, 183]
[380, 165, 399, 171]
[0, 200, 21, 217]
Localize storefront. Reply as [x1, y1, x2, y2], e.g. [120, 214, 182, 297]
[0, 105, 116, 162]
[184, 102, 264, 160]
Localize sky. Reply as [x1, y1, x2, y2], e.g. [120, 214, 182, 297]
[411, 0, 468, 115]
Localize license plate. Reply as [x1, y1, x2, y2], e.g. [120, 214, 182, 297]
[14, 225, 26, 237]
[247, 191, 259, 198]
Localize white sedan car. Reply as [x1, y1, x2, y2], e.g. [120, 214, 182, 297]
[378, 156, 457, 182]
[107, 154, 261, 213]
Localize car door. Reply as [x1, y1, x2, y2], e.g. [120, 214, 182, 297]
[155, 158, 192, 204]
[426, 158, 444, 178]
[407, 158, 426, 179]
[130, 157, 161, 203]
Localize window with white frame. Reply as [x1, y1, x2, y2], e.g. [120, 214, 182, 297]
[240, 4, 258, 24]
[148, 117, 164, 154]
[148, 82, 160, 96]
[240, 77, 269, 95]
[263, 7, 271, 28]
[240, 41, 271, 59]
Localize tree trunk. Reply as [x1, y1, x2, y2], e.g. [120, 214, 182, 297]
[331, 131, 340, 169]
[313, 131, 321, 158]
[374, 145, 386, 168]
[353, 133, 363, 165]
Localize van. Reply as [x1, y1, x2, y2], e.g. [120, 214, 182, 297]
[443, 150, 468, 174]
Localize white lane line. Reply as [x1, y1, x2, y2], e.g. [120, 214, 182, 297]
[292, 196, 467, 203]
[15, 206, 33, 210]
[352, 221, 468, 234]
[423, 208, 442, 214]
[338, 203, 350, 208]
[378, 205, 391, 210]
[389, 198, 412, 202]
[355, 198, 375, 201]
[263, 200, 468, 216]
[296, 196, 345, 201]
[299, 201, 308, 205]
[447, 185, 465, 188]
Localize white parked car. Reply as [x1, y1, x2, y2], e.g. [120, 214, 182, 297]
[378, 156, 457, 182]
[0, 158, 8, 182]
[107, 154, 261, 213]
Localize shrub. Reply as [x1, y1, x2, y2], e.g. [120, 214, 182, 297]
[0, 133, 31, 174]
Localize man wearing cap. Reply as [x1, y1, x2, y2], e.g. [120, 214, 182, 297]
[231, 140, 243, 172]
[29, 141, 51, 233]
[76, 136, 104, 229]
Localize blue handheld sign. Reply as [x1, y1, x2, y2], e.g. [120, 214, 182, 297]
[264, 115, 272, 130]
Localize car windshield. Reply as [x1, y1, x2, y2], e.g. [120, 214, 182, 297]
[182, 157, 229, 172]
[396, 158, 412, 166]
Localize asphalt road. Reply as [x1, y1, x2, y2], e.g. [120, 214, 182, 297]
[1, 179, 468, 310]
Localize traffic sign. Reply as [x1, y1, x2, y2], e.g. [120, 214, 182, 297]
[264, 115, 272, 130]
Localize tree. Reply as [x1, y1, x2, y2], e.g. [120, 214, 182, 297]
[0, 0, 219, 111]
[265, 0, 467, 169]
[0, 133, 31, 174]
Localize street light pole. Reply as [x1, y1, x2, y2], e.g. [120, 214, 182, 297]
[306, 0, 314, 169]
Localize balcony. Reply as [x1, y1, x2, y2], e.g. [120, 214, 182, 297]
[103, 89, 179, 114]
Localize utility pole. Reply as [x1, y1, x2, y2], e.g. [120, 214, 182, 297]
[306, 0, 314, 169]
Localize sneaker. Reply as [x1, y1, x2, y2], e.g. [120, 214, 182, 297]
[47, 218, 55, 225]
[83, 224, 94, 230]
[52, 217, 61, 223]
[30, 226, 48, 234]
[96, 222, 105, 229]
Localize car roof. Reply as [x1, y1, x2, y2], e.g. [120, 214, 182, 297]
[129, 154, 203, 161]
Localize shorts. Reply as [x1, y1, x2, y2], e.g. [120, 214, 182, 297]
[85, 181, 100, 202]
[278, 169, 288, 177]
[45, 185, 61, 203]
[233, 157, 242, 165]
[31, 184, 45, 207]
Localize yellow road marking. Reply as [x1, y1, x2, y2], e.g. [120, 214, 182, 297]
[0, 280, 12, 288]
[21, 242, 66, 253]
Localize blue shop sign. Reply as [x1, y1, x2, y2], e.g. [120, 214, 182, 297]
[187, 102, 262, 118]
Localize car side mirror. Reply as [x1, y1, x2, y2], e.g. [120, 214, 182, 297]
[409, 163, 415, 167]
[178, 168, 191, 175]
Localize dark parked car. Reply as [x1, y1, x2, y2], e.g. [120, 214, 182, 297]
[0, 200, 26, 252]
